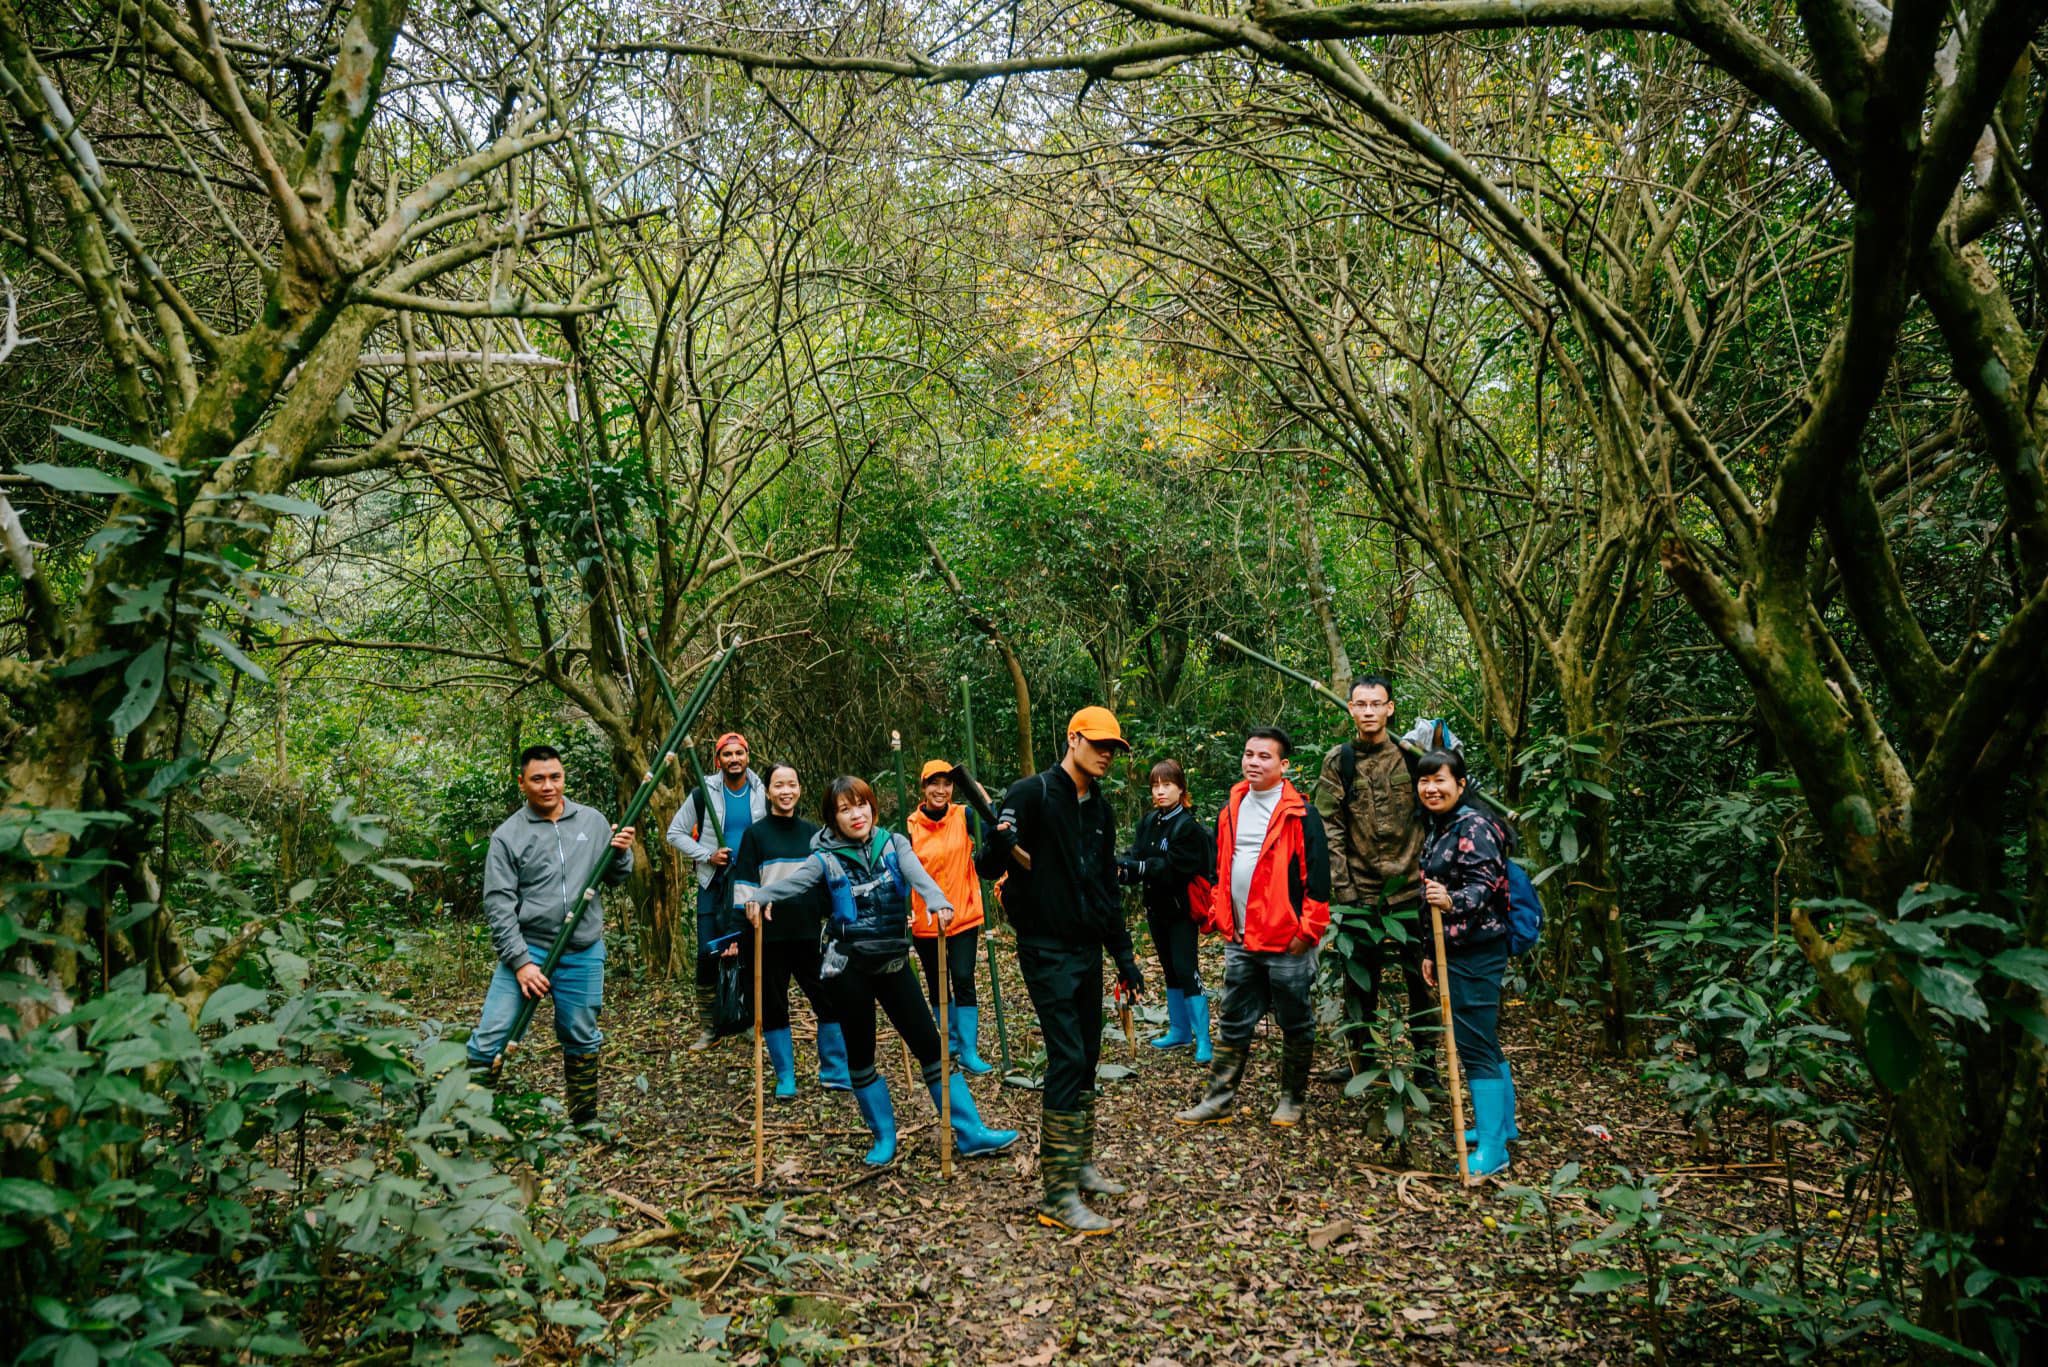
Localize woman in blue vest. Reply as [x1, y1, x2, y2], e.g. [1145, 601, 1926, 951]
[743, 775, 1018, 1165]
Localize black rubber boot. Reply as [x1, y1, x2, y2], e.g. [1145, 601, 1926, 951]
[1271, 1035, 1313, 1126]
[1075, 1090, 1126, 1197]
[1175, 1042, 1249, 1125]
[1037, 1109, 1115, 1234]
[564, 1051, 600, 1126]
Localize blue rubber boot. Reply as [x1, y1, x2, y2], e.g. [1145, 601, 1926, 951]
[852, 1077, 897, 1165]
[763, 1027, 797, 1099]
[1466, 1076, 1512, 1178]
[930, 1074, 1019, 1156]
[815, 1022, 851, 1091]
[1150, 987, 1193, 1050]
[950, 1006, 995, 1074]
[1465, 1060, 1520, 1143]
[1187, 992, 1214, 1064]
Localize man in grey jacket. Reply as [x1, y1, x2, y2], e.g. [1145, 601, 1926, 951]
[664, 731, 767, 1050]
[466, 744, 637, 1125]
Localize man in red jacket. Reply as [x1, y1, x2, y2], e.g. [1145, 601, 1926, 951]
[1176, 726, 1331, 1127]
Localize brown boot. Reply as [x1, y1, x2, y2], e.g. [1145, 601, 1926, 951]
[1271, 1035, 1312, 1126]
[1175, 1042, 1249, 1125]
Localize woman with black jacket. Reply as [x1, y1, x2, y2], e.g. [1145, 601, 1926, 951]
[729, 763, 849, 1098]
[1117, 759, 1215, 1062]
[1414, 747, 1515, 1177]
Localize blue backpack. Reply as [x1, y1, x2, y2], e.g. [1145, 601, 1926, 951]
[1504, 857, 1543, 956]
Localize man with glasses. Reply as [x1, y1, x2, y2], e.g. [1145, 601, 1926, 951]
[1314, 676, 1436, 1091]
[979, 707, 1146, 1234]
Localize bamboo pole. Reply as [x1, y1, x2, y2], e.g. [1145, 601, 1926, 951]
[1430, 899, 1472, 1186]
[493, 639, 739, 1069]
[960, 676, 1016, 1079]
[752, 915, 765, 1188]
[936, 928, 953, 1179]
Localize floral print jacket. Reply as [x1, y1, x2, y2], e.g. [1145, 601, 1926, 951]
[1421, 802, 1510, 947]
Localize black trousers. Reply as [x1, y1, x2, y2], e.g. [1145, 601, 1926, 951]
[1017, 936, 1103, 1112]
[829, 954, 945, 1089]
[912, 926, 979, 1009]
[748, 932, 839, 1033]
[1339, 913, 1435, 1065]
[1145, 904, 1203, 995]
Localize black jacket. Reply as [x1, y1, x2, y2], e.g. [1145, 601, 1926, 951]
[977, 764, 1134, 956]
[1125, 805, 1214, 924]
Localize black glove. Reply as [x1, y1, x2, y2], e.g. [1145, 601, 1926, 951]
[1115, 856, 1143, 886]
[1115, 954, 1146, 1000]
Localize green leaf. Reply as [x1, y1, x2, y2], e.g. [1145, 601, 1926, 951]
[52, 1334, 99, 1367]
[53, 423, 188, 477]
[1570, 1268, 1645, 1295]
[199, 983, 269, 1028]
[1989, 948, 2048, 994]
[238, 491, 326, 519]
[0, 1178, 71, 1217]
[198, 628, 269, 684]
[1558, 825, 1580, 865]
[108, 641, 167, 738]
[1863, 990, 1923, 1091]
[1881, 1312, 1995, 1366]
[203, 1099, 245, 1142]
[15, 462, 142, 497]
[1903, 963, 1989, 1026]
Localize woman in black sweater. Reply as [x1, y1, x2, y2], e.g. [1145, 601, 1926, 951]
[1117, 759, 1216, 1062]
[729, 763, 848, 1097]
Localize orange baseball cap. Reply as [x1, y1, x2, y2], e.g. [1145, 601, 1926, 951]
[920, 759, 955, 782]
[1066, 706, 1131, 751]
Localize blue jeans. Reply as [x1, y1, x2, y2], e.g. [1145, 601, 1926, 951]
[467, 940, 606, 1062]
[1446, 936, 1507, 1080]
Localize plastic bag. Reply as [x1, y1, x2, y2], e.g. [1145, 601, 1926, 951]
[712, 953, 750, 1039]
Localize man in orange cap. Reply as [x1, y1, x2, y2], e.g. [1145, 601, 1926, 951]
[977, 706, 1146, 1234]
[908, 758, 993, 1073]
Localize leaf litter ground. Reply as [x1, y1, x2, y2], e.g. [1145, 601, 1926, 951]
[397, 934, 1873, 1364]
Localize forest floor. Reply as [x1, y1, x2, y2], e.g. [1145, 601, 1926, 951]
[394, 933, 1868, 1365]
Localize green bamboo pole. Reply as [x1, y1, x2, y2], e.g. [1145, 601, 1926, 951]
[491, 639, 739, 1070]
[960, 676, 1016, 1079]
[1211, 631, 1350, 710]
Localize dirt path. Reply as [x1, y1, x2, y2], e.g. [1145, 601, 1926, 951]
[402, 934, 1805, 1364]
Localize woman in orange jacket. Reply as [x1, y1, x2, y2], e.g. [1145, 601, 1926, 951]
[907, 759, 994, 1073]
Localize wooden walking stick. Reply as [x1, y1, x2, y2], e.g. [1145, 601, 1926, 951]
[936, 924, 953, 1179]
[1429, 895, 1472, 1186]
[751, 908, 766, 1188]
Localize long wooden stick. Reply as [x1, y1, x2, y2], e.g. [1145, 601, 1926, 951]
[752, 916, 765, 1188]
[1430, 900, 1471, 1186]
[936, 931, 953, 1179]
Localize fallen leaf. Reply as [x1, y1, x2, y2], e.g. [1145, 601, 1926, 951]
[1308, 1217, 1354, 1251]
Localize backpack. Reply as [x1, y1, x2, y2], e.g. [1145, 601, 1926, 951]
[1504, 856, 1543, 956]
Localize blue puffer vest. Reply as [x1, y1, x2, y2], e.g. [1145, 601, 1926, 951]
[815, 830, 911, 962]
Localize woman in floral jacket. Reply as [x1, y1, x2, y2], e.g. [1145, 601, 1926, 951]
[1414, 747, 1515, 1176]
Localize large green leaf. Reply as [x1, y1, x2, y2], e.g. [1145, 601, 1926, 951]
[108, 642, 167, 738]
[1570, 1267, 1644, 1295]
[16, 463, 141, 498]
[1862, 990, 1922, 1091]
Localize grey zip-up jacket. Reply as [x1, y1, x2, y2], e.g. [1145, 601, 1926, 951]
[665, 769, 768, 889]
[483, 799, 632, 970]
